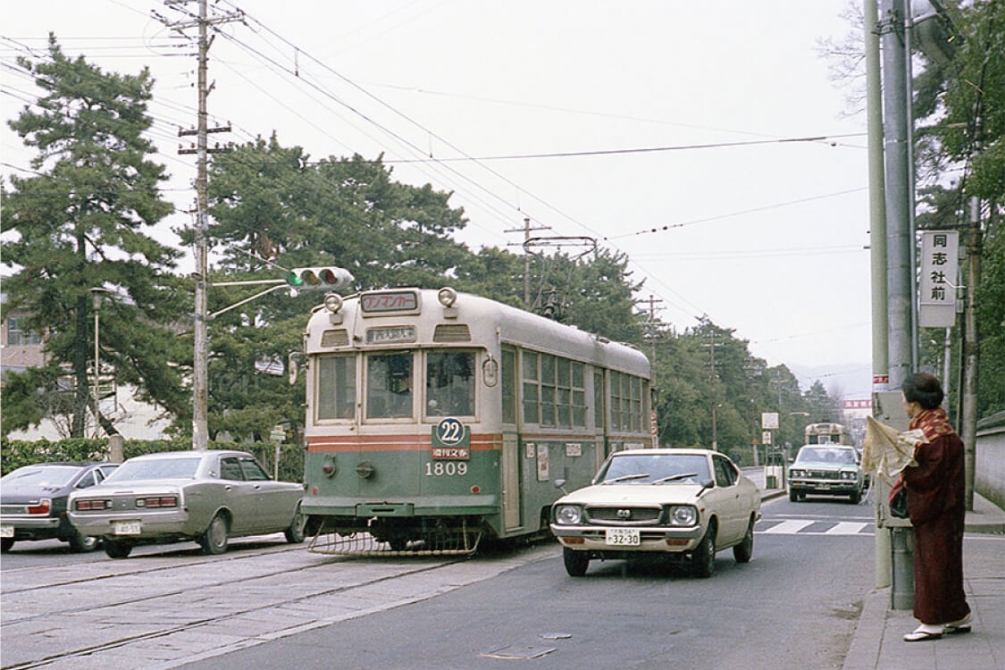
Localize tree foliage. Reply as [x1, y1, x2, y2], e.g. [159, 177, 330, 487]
[912, 1, 1005, 416]
[2, 49, 845, 449]
[1, 36, 188, 438]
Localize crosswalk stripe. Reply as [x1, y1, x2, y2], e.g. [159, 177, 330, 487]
[825, 522, 871, 535]
[761, 520, 815, 534]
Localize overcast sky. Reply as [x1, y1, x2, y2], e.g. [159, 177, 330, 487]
[1, 0, 873, 398]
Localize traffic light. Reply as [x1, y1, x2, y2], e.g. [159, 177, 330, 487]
[286, 266, 354, 291]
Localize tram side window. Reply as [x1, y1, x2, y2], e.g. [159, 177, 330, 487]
[522, 352, 539, 424]
[593, 370, 604, 430]
[367, 352, 413, 419]
[610, 371, 645, 432]
[502, 349, 516, 424]
[522, 352, 587, 428]
[426, 350, 475, 417]
[317, 355, 356, 421]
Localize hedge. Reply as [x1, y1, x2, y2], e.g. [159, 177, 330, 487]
[0, 437, 305, 484]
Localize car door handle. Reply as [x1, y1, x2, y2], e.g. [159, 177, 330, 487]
[225, 485, 232, 491]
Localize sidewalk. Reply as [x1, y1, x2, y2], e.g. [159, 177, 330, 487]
[842, 492, 1005, 670]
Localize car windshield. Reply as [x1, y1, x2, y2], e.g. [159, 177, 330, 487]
[599, 454, 710, 484]
[795, 447, 857, 465]
[0, 466, 80, 488]
[105, 458, 201, 481]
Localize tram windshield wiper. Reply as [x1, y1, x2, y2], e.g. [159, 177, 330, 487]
[602, 473, 650, 484]
[651, 472, 698, 485]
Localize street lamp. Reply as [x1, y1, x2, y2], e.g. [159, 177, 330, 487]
[89, 288, 112, 439]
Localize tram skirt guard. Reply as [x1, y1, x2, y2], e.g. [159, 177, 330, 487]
[307, 518, 483, 557]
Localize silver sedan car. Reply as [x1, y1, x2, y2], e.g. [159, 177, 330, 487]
[68, 450, 305, 559]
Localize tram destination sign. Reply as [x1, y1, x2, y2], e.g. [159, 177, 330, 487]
[431, 417, 470, 460]
[366, 326, 416, 344]
[360, 290, 419, 313]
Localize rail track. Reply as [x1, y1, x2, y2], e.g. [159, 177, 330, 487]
[0, 536, 554, 670]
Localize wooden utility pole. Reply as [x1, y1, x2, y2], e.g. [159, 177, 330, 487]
[504, 216, 548, 309]
[159, 0, 238, 449]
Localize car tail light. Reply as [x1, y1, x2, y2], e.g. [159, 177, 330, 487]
[135, 495, 178, 508]
[27, 499, 51, 515]
[75, 499, 112, 511]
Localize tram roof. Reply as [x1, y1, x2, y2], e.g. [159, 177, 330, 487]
[305, 288, 650, 377]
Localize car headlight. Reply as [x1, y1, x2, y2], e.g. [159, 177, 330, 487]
[790, 469, 804, 478]
[668, 505, 698, 526]
[840, 471, 857, 481]
[554, 504, 583, 525]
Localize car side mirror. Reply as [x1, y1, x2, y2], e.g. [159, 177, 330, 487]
[554, 478, 568, 495]
[696, 478, 714, 497]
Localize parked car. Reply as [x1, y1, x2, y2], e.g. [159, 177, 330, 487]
[550, 448, 761, 578]
[1, 462, 119, 553]
[68, 450, 305, 559]
[787, 444, 865, 503]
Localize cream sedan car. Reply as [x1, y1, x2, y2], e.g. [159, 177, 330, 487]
[68, 450, 305, 559]
[550, 449, 760, 578]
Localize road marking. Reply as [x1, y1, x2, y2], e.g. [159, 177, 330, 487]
[825, 522, 871, 535]
[761, 520, 814, 534]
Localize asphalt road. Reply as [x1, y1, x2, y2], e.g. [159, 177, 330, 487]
[0, 493, 878, 670]
[177, 495, 877, 670]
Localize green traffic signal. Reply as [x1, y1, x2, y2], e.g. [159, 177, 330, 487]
[285, 266, 354, 291]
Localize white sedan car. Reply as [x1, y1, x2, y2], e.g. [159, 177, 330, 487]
[550, 448, 761, 578]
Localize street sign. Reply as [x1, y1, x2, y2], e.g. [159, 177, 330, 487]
[919, 231, 959, 328]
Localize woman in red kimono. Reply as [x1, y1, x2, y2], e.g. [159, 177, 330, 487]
[900, 372, 972, 642]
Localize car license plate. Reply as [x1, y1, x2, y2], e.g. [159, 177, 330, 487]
[605, 528, 640, 546]
[817, 484, 830, 490]
[0, 525, 13, 538]
[113, 520, 142, 536]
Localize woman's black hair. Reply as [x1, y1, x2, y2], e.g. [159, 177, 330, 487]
[902, 372, 944, 410]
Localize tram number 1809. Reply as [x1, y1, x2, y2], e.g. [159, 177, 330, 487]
[425, 461, 469, 477]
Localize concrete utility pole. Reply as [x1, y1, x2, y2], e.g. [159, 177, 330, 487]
[878, 0, 916, 389]
[865, 0, 893, 591]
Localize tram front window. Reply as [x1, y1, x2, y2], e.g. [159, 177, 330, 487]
[426, 351, 475, 417]
[367, 352, 414, 419]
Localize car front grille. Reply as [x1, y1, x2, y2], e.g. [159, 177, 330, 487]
[804, 470, 842, 480]
[584, 506, 663, 525]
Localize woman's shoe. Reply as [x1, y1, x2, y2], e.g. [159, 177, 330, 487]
[944, 613, 972, 635]
[904, 624, 944, 642]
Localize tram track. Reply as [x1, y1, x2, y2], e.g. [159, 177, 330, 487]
[1, 539, 555, 670]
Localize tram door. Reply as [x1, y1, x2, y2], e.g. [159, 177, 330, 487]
[500, 348, 522, 531]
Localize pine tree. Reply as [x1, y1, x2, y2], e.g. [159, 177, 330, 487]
[1, 36, 188, 438]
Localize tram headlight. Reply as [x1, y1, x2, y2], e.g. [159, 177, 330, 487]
[437, 287, 457, 308]
[323, 292, 344, 314]
[554, 504, 583, 525]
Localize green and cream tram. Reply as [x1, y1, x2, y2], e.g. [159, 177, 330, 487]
[300, 287, 652, 555]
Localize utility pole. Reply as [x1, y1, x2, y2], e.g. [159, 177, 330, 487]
[702, 329, 721, 452]
[879, 0, 916, 390]
[504, 216, 548, 309]
[961, 193, 981, 509]
[159, 0, 239, 449]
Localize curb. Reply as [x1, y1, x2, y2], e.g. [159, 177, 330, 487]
[842, 587, 889, 670]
